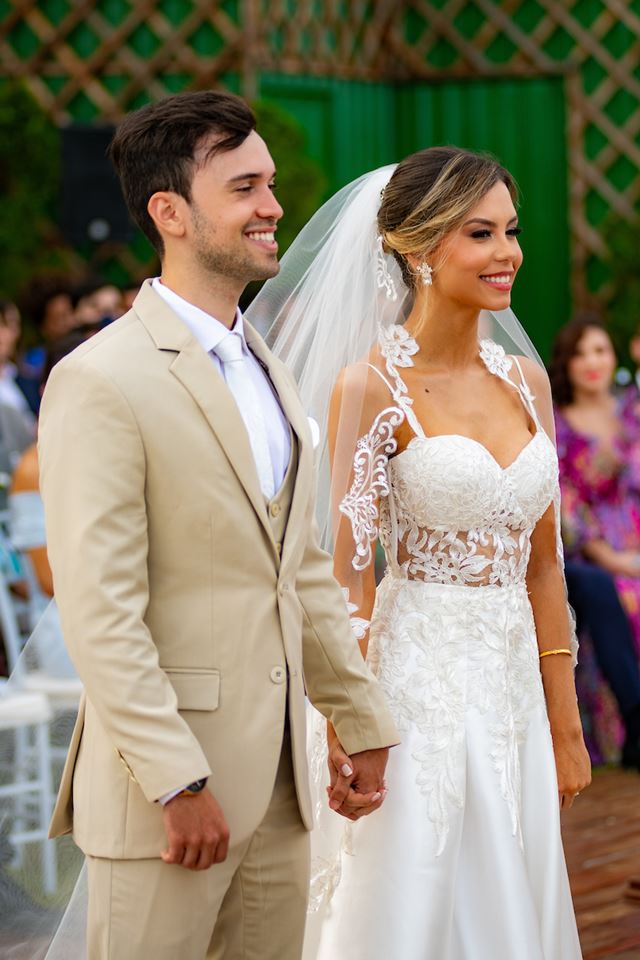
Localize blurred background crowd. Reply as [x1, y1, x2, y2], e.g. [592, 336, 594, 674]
[1, 1, 640, 956]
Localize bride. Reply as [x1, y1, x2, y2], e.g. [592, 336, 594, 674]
[5, 147, 590, 960]
[250, 146, 591, 958]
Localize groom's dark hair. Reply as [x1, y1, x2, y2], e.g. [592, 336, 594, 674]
[109, 91, 256, 255]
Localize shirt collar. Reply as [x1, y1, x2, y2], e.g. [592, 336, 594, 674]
[151, 277, 245, 355]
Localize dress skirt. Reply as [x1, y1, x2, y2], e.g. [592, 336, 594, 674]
[305, 576, 582, 960]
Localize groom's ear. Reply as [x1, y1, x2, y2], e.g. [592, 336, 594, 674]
[147, 191, 188, 243]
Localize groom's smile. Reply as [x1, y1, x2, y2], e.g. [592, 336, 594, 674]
[244, 224, 278, 254]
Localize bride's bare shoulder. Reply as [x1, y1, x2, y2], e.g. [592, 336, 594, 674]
[331, 349, 392, 408]
[513, 354, 552, 400]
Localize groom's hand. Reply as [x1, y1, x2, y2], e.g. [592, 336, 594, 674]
[161, 789, 230, 870]
[327, 738, 388, 821]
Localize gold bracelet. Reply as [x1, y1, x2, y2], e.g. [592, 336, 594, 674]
[539, 648, 572, 659]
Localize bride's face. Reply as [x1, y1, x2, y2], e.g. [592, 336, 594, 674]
[428, 181, 523, 310]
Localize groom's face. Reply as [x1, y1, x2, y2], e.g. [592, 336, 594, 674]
[186, 130, 283, 285]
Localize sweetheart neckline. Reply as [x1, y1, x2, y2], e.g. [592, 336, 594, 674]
[389, 428, 552, 474]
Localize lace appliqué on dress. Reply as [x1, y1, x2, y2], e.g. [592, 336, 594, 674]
[368, 577, 546, 855]
[341, 587, 370, 640]
[479, 339, 513, 380]
[380, 433, 557, 588]
[338, 325, 421, 573]
[339, 406, 403, 571]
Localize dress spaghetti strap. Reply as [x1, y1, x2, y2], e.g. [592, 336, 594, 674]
[509, 355, 541, 426]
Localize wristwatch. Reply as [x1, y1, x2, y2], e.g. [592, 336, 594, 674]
[177, 778, 208, 798]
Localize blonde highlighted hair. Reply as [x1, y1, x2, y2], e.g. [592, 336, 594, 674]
[378, 146, 518, 290]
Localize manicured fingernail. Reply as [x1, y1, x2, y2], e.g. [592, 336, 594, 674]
[341, 764, 353, 776]
[372, 792, 382, 802]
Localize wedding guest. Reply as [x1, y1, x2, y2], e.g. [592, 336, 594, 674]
[0, 300, 35, 429]
[564, 559, 640, 768]
[551, 316, 640, 765]
[628, 329, 640, 390]
[10, 331, 90, 598]
[17, 277, 75, 413]
[72, 277, 124, 330]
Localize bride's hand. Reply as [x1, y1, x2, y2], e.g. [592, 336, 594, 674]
[326, 727, 386, 820]
[552, 725, 591, 810]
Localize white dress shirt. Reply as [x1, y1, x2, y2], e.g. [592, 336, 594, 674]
[151, 278, 292, 803]
[152, 278, 291, 495]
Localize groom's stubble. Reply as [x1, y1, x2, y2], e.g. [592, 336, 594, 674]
[190, 199, 281, 288]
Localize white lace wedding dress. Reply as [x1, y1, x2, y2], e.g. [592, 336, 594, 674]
[305, 330, 582, 959]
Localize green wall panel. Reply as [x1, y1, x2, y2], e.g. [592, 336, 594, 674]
[259, 74, 399, 188]
[258, 73, 569, 360]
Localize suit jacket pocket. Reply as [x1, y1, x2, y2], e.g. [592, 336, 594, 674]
[164, 667, 220, 711]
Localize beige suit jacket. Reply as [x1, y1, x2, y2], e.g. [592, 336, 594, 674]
[39, 280, 399, 860]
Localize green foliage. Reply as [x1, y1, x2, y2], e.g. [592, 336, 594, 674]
[0, 81, 73, 300]
[601, 213, 640, 369]
[252, 99, 326, 257]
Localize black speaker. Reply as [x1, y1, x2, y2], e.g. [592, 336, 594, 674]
[60, 124, 133, 245]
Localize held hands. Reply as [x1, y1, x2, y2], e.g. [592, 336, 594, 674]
[161, 788, 230, 870]
[327, 728, 388, 821]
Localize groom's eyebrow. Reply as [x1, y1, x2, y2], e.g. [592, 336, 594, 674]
[226, 170, 276, 184]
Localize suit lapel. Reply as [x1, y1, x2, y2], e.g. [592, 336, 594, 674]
[244, 321, 314, 561]
[133, 282, 275, 547]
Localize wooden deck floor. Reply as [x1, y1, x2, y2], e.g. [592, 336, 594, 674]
[564, 768, 640, 959]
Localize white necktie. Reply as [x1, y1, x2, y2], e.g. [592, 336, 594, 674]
[213, 332, 275, 500]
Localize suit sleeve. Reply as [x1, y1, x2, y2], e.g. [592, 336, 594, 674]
[295, 503, 400, 756]
[38, 358, 211, 802]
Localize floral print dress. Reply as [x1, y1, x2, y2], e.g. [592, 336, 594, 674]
[555, 389, 640, 761]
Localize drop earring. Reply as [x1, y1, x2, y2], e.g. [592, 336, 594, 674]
[416, 261, 433, 286]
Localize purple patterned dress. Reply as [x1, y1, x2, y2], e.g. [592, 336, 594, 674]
[555, 389, 640, 762]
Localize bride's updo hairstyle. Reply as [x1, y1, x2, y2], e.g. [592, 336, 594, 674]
[378, 146, 518, 290]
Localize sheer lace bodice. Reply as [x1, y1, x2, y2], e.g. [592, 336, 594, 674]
[341, 328, 559, 594]
[381, 428, 557, 587]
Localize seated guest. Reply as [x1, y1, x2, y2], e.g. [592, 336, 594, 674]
[72, 276, 124, 331]
[10, 442, 51, 596]
[0, 300, 34, 430]
[565, 560, 640, 768]
[10, 330, 89, 595]
[550, 316, 640, 766]
[0, 304, 36, 503]
[8, 331, 90, 679]
[17, 276, 76, 414]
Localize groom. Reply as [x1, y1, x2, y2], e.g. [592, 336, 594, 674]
[39, 91, 399, 959]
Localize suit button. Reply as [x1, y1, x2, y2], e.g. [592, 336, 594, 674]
[270, 502, 281, 518]
[279, 582, 289, 595]
[276, 542, 282, 556]
[270, 666, 286, 684]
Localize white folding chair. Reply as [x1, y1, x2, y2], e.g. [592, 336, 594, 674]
[0, 566, 81, 776]
[0, 689, 56, 895]
[0, 561, 81, 699]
